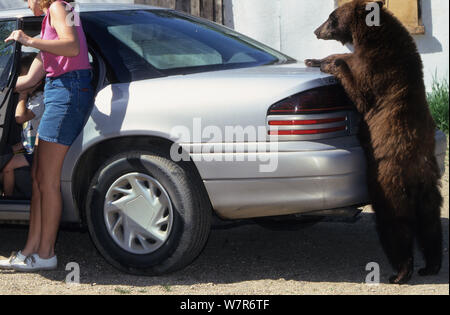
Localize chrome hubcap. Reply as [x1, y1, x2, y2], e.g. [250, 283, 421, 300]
[104, 172, 173, 255]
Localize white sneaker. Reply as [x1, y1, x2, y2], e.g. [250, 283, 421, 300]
[12, 254, 57, 272]
[0, 251, 27, 270]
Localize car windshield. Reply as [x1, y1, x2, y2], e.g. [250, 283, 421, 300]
[82, 10, 295, 82]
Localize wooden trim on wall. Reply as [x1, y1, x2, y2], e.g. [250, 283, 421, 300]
[135, 0, 224, 23]
[337, 0, 425, 35]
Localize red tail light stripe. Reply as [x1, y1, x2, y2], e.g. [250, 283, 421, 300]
[269, 126, 346, 136]
[269, 117, 346, 126]
[269, 106, 353, 114]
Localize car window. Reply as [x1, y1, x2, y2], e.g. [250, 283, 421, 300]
[0, 21, 17, 89]
[107, 23, 223, 70]
[82, 10, 295, 82]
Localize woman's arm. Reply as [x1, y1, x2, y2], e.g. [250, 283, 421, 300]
[15, 53, 46, 93]
[5, 2, 80, 57]
[15, 92, 36, 125]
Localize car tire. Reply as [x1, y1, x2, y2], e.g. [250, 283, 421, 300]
[85, 149, 211, 275]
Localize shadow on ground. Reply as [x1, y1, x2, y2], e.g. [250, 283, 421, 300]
[0, 213, 448, 287]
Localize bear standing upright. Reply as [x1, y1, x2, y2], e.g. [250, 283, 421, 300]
[305, 0, 443, 284]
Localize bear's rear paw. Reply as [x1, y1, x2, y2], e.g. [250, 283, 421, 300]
[418, 265, 441, 276]
[389, 274, 412, 285]
[389, 266, 413, 285]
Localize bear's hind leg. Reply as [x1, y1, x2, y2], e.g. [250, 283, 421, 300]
[375, 209, 415, 284]
[416, 184, 443, 276]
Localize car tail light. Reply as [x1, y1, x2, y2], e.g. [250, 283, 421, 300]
[268, 126, 346, 136]
[267, 85, 356, 138]
[267, 85, 354, 115]
[268, 117, 346, 126]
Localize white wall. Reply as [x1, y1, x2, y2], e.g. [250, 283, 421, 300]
[3, 0, 448, 89]
[0, 0, 27, 9]
[76, 0, 134, 3]
[224, 0, 449, 90]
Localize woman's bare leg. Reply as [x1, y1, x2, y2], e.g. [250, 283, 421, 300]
[35, 139, 70, 259]
[22, 145, 41, 256]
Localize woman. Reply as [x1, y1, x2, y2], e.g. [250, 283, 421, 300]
[0, 0, 93, 271]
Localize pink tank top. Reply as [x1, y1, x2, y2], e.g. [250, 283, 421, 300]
[40, 0, 91, 77]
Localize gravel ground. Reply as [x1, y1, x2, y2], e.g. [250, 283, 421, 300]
[0, 152, 448, 295]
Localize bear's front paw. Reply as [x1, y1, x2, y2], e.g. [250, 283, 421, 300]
[305, 59, 322, 68]
[320, 59, 337, 74]
[334, 58, 345, 67]
[320, 58, 346, 74]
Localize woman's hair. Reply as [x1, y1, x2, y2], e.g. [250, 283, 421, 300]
[39, 0, 57, 9]
[39, 1, 78, 11]
[20, 53, 37, 75]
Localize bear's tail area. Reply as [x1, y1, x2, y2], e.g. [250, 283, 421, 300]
[415, 181, 443, 276]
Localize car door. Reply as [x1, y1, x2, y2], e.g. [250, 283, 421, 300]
[0, 19, 21, 169]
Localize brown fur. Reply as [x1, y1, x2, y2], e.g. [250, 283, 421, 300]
[306, 0, 443, 284]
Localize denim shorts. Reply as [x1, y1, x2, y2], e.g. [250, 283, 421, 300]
[39, 69, 94, 146]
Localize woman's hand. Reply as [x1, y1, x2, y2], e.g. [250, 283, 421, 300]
[4, 30, 33, 47]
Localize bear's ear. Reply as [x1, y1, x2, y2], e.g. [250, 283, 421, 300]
[355, 0, 385, 9]
[361, 0, 385, 6]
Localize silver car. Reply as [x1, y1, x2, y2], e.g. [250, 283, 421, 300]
[0, 3, 447, 275]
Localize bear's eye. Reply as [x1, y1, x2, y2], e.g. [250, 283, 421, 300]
[330, 17, 338, 27]
[329, 14, 338, 25]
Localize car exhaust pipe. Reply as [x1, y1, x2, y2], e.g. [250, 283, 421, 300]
[300, 207, 363, 223]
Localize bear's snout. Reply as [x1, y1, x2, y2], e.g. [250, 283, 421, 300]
[314, 20, 330, 40]
[314, 27, 321, 39]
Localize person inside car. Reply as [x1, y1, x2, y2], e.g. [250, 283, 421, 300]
[1, 53, 44, 198]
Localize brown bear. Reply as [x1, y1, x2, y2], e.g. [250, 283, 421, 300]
[305, 0, 443, 284]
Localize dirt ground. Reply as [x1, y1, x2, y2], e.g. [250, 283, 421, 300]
[0, 152, 448, 295]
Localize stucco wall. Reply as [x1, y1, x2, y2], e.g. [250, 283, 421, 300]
[224, 0, 449, 90]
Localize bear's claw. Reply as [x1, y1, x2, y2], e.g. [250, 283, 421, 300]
[305, 59, 322, 68]
[389, 274, 412, 285]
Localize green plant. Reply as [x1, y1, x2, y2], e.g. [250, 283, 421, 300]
[114, 287, 131, 295]
[428, 77, 449, 134]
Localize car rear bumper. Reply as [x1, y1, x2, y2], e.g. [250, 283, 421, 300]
[188, 137, 369, 219]
[204, 171, 369, 219]
[194, 131, 447, 220]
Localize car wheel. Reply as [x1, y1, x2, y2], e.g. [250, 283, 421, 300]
[85, 150, 211, 275]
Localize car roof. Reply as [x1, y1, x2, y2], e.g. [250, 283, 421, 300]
[0, 3, 164, 19]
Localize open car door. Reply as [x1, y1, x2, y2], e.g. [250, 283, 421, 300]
[0, 19, 21, 170]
